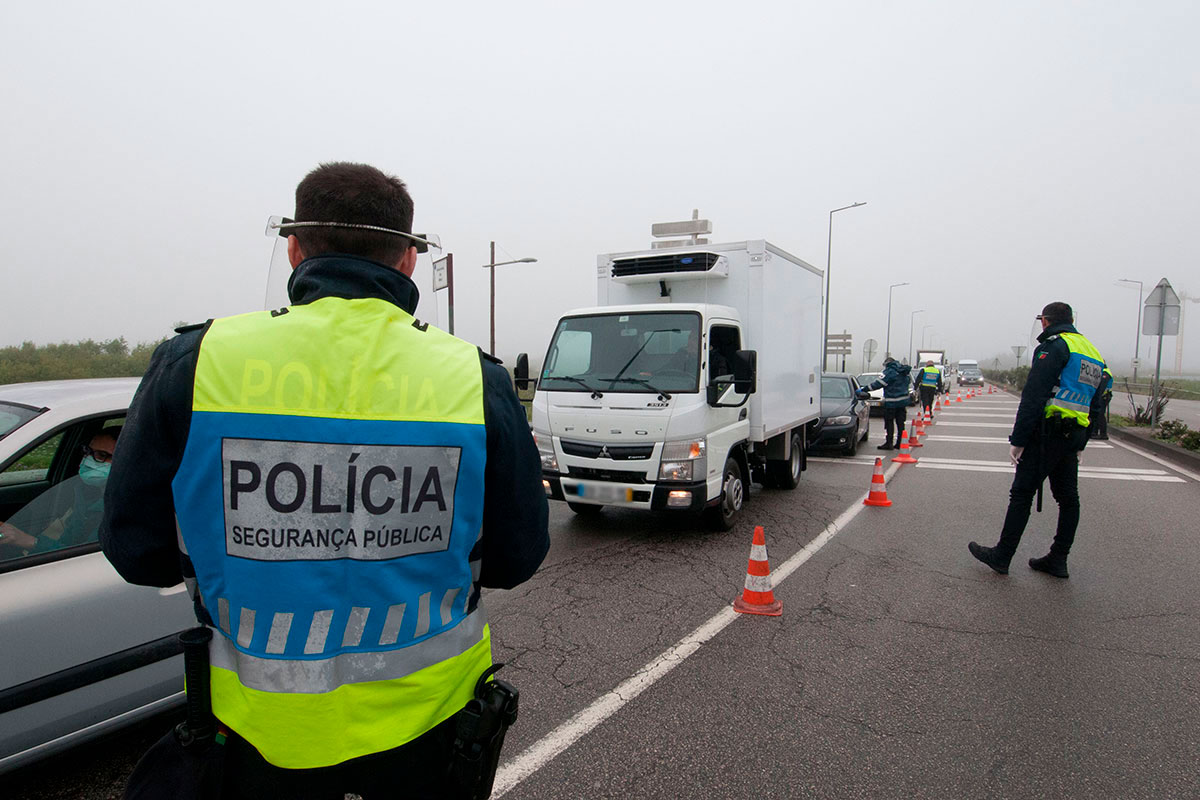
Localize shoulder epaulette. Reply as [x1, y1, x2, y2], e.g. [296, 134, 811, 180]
[174, 320, 211, 335]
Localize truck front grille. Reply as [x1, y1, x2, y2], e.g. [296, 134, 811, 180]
[560, 440, 654, 460]
[566, 467, 647, 484]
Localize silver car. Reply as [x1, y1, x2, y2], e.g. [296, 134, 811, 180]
[0, 379, 195, 775]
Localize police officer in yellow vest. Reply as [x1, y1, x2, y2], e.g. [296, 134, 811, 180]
[968, 302, 1106, 580]
[913, 360, 943, 416]
[101, 163, 550, 798]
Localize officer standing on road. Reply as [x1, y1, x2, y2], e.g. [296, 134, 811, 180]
[913, 359, 943, 418]
[968, 302, 1106, 579]
[1090, 366, 1114, 440]
[100, 162, 550, 798]
[858, 356, 913, 450]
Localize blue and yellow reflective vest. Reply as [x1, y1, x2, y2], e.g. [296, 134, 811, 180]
[171, 295, 491, 769]
[1045, 332, 1105, 427]
[920, 366, 941, 387]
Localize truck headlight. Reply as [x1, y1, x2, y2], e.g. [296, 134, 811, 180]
[659, 438, 705, 482]
[533, 430, 558, 472]
[828, 415, 852, 425]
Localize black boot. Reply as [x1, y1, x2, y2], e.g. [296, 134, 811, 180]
[968, 541, 1010, 575]
[876, 441, 894, 450]
[1029, 554, 1069, 578]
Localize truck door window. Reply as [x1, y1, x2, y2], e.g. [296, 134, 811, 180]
[709, 325, 740, 381]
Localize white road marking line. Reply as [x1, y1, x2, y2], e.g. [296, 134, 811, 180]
[491, 462, 905, 796]
[937, 412, 1016, 418]
[934, 421, 1015, 428]
[913, 462, 1184, 482]
[916, 456, 1167, 474]
[809, 456, 885, 466]
[1108, 437, 1200, 483]
[923, 435, 1112, 449]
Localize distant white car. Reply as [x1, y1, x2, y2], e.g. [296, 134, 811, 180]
[0, 379, 195, 775]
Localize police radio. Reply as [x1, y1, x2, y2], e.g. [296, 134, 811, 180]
[447, 664, 519, 799]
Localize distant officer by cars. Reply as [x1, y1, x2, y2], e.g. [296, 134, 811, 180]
[1090, 366, 1114, 440]
[968, 302, 1107, 579]
[100, 162, 550, 798]
[912, 360, 943, 417]
[857, 356, 913, 450]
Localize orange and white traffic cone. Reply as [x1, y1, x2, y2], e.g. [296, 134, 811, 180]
[863, 457, 892, 507]
[924, 408, 933, 425]
[955, 390, 963, 403]
[733, 526, 782, 616]
[893, 429, 918, 463]
[910, 419, 924, 447]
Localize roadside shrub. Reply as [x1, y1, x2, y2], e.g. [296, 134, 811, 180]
[983, 366, 1030, 391]
[1124, 379, 1172, 424]
[1181, 430, 1200, 451]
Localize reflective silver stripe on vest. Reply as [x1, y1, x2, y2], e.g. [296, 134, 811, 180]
[266, 612, 293, 654]
[218, 598, 231, 635]
[341, 607, 370, 648]
[208, 606, 488, 694]
[237, 608, 256, 648]
[305, 610, 334, 654]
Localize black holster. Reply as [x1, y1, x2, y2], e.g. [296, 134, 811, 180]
[177, 627, 216, 746]
[447, 664, 520, 800]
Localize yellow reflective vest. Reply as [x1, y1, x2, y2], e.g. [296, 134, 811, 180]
[171, 295, 491, 768]
[1044, 332, 1106, 428]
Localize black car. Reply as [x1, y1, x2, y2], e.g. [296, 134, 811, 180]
[959, 368, 984, 386]
[812, 374, 871, 455]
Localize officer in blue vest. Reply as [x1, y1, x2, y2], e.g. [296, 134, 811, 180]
[101, 162, 550, 798]
[969, 302, 1106, 579]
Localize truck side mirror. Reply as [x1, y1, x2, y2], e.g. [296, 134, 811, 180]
[733, 350, 757, 394]
[707, 349, 757, 407]
[513, 352, 532, 391]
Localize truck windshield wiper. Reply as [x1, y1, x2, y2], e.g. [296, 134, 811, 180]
[542, 375, 602, 397]
[601, 377, 671, 399]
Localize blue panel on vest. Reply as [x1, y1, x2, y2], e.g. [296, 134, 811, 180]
[173, 412, 486, 659]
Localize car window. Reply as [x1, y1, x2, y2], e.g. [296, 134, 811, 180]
[0, 401, 44, 439]
[0, 431, 64, 488]
[0, 415, 124, 565]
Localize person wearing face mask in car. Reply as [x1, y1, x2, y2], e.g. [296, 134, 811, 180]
[0, 426, 121, 555]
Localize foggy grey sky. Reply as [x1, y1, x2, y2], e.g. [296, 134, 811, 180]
[3, 1, 1198, 375]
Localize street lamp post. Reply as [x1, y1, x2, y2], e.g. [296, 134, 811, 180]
[921, 324, 934, 349]
[1118, 278, 1143, 381]
[824, 201, 867, 370]
[885, 282, 909, 358]
[908, 309, 925, 365]
[485, 240, 537, 356]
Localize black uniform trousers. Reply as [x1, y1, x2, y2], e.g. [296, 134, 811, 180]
[919, 386, 936, 414]
[220, 716, 457, 800]
[996, 427, 1081, 561]
[882, 405, 907, 443]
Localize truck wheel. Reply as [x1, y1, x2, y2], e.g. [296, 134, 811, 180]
[766, 432, 803, 490]
[567, 502, 603, 515]
[705, 457, 745, 531]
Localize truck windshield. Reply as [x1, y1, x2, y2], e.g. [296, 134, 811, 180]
[540, 311, 702, 394]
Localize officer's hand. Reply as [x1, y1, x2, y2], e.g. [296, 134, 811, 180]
[1009, 445, 1024, 466]
[855, 390, 869, 399]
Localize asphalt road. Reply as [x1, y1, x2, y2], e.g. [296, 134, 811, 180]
[7, 387, 1198, 799]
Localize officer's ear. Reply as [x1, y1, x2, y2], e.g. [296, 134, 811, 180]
[396, 245, 418, 277]
[287, 236, 305, 270]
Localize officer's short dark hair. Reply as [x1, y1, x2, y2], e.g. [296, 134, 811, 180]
[1040, 301, 1073, 324]
[294, 162, 415, 266]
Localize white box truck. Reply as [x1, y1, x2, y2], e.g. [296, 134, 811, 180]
[530, 240, 823, 529]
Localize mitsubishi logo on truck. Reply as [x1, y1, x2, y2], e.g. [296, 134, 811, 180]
[599, 445, 611, 458]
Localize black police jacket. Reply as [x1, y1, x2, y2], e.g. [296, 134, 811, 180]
[1010, 321, 1105, 451]
[100, 255, 549, 591]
